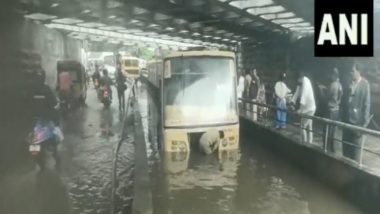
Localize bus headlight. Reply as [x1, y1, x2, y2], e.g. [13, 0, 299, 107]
[172, 141, 187, 150]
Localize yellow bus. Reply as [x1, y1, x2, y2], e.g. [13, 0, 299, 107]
[161, 51, 239, 153]
[121, 56, 140, 79]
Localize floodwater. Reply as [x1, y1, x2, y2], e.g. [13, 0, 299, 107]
[0, 81, 364, 214]
[0, 84, 135, 214]
[138, 82, 363, 214]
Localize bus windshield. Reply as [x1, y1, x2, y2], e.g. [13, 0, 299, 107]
[163, 56, 237, 126]
[124, 59, 139, 67]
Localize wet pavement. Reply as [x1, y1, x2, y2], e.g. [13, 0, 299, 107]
[61, 85, 135, 214]
[0, 84, 135, 214]
[138, 81, 363, 214]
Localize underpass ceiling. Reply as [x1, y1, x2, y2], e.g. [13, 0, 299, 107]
[18, 0, 316, 48]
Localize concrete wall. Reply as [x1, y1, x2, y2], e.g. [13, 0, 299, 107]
[240, 13, 380, 124]
[0, 10, 83, 87]
[0, 10, 83, 172]
[17, 19, 82, 87]
[241, 117, 380, 213]
[239, 40, 290, 109]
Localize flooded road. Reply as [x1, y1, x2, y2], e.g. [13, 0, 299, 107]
[139, 82, 363, 214]
[0, 81, 364, 214]
[61, 85, 135, 214]
[0, 84, 135, 214]
[151, 140, 362, 214]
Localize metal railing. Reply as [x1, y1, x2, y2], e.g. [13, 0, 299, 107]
[111, 80, 137, 214]
[239, 98, 380, 170]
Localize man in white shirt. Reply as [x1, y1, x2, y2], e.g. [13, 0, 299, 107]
[292, 72, 316, 143]
[237, 73, 245, 111]
[243, 70, 253, 118]
[237, 74, 245, 99]
[199, 129, 224, 155]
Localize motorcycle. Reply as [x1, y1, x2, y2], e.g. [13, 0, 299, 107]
[100, 86, 112, 108]
[28, 120, 63, 170]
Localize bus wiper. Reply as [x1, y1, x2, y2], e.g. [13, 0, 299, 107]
[181, 56, 185, 97]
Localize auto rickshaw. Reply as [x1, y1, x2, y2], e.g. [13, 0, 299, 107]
[57, 60, 87, 110]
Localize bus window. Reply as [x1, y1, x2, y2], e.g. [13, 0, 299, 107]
[163, 56, 238, 126]
[164, 57, 236, 109]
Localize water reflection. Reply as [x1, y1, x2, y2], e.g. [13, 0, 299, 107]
[99, 107, 114, 137]
[140, 82, 362, 214]
[233, 135, 361, 214]
[253, 177, 310, 214]
[155, 150, 238, 214]
[0, 170, 70, 214]
[155, 142, 362, 214]
[157, 130, 361, 213]
[163, 150, 239, 191]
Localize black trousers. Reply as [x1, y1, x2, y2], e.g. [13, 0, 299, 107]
[117, 88, 125, 110]
[324, 109, 339, 153]
[342, 128, 363, 162]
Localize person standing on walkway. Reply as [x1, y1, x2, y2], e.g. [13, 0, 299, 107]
[292, 71, 316, 144]
[244, 69, 260, 121]
[243, 69, 252, 117]
[324, 68, 342, 152]
[251, 69, 261, 99]
[243, 69, 252, 94]
[252, 69, 261, 121]
[274, 73, 291, 129]
[341, 63, 371, 162]
[257, 72, 267, 118]
[237, 72, 245, 111]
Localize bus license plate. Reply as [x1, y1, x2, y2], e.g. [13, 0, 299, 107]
[29, 145, 41, 152]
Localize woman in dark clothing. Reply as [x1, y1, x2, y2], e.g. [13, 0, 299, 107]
[242, 68, 260, 121]
[115, 68, 127, 110]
